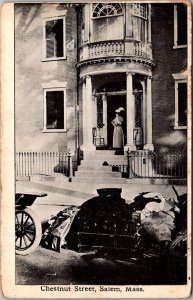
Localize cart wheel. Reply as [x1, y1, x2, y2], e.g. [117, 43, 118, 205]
[15, 208, 42, 255]
[167, 231, 187, 283]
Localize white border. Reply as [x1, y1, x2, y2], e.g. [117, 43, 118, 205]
[0, 2, 192, 299]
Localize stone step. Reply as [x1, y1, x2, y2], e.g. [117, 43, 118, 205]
[78, 165, 112, 171]
[80, 160, 127, 166]
[95, 150, 117, 155]
[75, 171, 122, 178]
[84, 154, 126, 161]
[72, 177, 128, 184]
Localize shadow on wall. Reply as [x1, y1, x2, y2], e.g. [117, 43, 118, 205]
[15, 4, 42, 33]
[54, 155, 78, 176]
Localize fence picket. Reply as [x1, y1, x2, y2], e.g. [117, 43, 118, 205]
[16, 151, 186, 181]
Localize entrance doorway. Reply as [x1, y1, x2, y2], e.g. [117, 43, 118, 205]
[107, 95, 126, 148]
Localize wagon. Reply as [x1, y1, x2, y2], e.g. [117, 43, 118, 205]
[15, 192, 47, 255]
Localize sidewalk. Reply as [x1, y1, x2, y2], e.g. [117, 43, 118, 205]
[16, 179, 187, 221]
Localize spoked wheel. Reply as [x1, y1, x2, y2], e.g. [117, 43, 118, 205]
[15, 208, 42, 255]
[167, 231, 187, 283]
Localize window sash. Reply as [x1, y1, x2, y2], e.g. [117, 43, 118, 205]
[174, 4, 187, 47]
[43, 16, 66, 60]
[92, 3, 123, 19]
[175, 80, 187, 128]
[43, 88, 66, 132]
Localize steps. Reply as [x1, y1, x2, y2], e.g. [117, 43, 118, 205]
[73, 150, 128, 184]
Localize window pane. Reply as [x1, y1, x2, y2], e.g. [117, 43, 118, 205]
[46, 20, 56, 58]
[178, 82, 187, 126]
[46, 19, 63, 58]
[177, 4, 187, 45]
[132, 17, 146, 42]
[93, 15, 123, 41]
[46, 91, 64, 129]
[92, 3, 123, 18]
[55, 19, 64, 57]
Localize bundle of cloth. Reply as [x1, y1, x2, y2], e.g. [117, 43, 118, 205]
[131, 192, 180, 243]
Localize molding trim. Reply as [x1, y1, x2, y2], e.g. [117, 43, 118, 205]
[173, 45, 187, 49]
[172, 73, 187, 80]
[80, 67, 152, 78]
[41, 81, 68, 89]
[41, 10, 67, 19]
[174, 126, 187, 130]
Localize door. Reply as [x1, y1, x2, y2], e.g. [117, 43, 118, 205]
[107, 95, 126, 148]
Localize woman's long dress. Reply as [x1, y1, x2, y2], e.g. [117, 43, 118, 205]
[112, 116, 124, 148]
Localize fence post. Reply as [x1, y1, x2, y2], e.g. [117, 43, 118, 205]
[127, 148, 132, 179]
[67, 149, 73, 182]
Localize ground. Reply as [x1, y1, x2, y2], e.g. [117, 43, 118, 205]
[16, 245, 172, 285]
[15, 179, 187, 285]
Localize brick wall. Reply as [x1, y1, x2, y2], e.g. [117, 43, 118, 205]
[151, 4, 187, 151]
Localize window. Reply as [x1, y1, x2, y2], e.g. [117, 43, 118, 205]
[42, 14, 66, 60]
[42, 82, 67, 132]
[46, 91, 64, 129]
[92, 3, 123, 18]
[92, 3, 124, 41]
[172, 74, 187, 129]
[174, 4, 187, 48]
[80, 6, 85, 45]
[132, 4, 147, 42]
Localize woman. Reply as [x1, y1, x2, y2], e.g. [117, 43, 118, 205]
[111, 111, 124, 149]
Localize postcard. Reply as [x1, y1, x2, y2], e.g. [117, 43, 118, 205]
[1, 1, 192, 298]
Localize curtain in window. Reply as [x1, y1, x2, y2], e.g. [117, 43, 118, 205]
[132, 16, 146, 42]
[93, 15, 123, 42]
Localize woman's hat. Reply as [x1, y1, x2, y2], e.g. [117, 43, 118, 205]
[115, 107, 125, 113]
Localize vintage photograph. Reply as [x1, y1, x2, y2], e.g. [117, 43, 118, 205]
[3, 1, 191, 297]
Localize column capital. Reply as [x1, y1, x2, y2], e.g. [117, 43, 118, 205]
[86, 75, 91, 79]
[82, 76, 86, 84]
[126, 72, 135, 76]
[102, 94, 107, 101]
[147, 75, 153, 80]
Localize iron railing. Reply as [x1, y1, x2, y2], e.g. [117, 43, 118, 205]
[16, 150, 187, 180]
[110, 151, 187, 180]
[128, 150, 187, 179]
[16, 151, 76, 178]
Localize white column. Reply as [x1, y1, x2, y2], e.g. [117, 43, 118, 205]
[124, 72, 136, 152]
[85, 75, 95, 151]
[144, 76, 154, 150]
[102, 94, 107, 145]
[141, 80, 146, 146]
[81, 77, 87, 149]
[92, 95, 97, 129]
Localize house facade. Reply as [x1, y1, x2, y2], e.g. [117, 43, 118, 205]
[15, 3, 188, 163]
